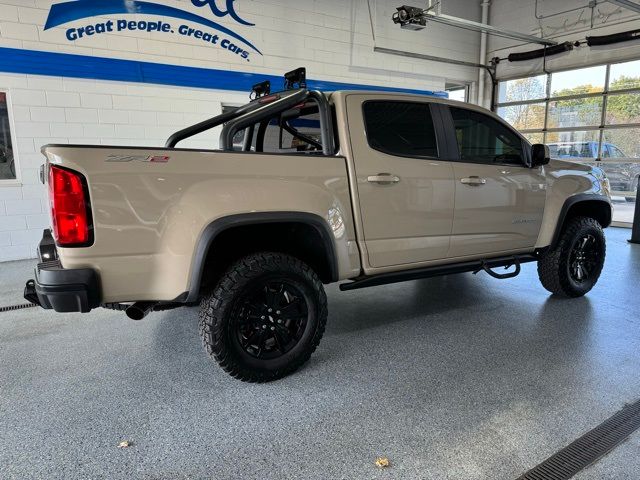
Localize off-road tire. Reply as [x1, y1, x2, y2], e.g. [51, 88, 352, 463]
[199, 252, 328, 382]
[537, 216, 606, 297]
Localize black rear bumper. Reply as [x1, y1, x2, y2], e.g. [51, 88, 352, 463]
[24, 230, 100, 313]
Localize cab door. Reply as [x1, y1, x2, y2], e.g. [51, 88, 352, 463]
[443, 105, 547, 258]
[346, 95, 455, 269]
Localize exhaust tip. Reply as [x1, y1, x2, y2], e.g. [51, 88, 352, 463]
[125, 302, 156, 321]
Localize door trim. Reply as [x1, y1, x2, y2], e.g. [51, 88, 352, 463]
[431, 103, 460, 160]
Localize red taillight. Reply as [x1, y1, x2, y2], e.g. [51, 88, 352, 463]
[48, 165, 93, 247]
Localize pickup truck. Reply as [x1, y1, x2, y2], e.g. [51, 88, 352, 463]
[25, 69, 612, 382]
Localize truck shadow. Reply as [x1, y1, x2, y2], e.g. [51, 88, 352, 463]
[149, 273, 514, 357]
[148, 272, 597, 386]
[325, 273, 496, 335]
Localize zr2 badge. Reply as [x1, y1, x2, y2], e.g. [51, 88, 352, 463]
[106, 155, 170, 163]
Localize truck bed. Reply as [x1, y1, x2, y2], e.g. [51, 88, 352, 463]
[42, 145, 360, 303]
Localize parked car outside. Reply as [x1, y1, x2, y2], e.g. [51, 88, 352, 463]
[548, 141, 639, 201]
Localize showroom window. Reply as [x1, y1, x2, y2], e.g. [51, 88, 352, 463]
[0, 91, 18, 182]
[496, 59, 640, 223]
[363, 101, 439, 158]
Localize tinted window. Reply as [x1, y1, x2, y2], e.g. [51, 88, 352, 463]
[451, 107, 524, 165]
[363, 101, 438, 158]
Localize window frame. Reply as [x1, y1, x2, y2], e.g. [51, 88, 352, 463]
[444, 104, 531, 168]
[494, 58, 640, 162]
[361, 99, 442, 161]
[0, 89, 21, 186]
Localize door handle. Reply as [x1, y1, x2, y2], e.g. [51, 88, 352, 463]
[460, 176, 487, 186]
[368, 173, 400, 185]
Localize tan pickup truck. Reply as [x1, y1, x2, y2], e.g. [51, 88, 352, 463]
[25, 69, 612, 382]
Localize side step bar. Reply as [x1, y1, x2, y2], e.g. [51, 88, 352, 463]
[339, 254, 538, 291]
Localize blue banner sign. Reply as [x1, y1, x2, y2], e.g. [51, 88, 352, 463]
[44, 0, 261, 60]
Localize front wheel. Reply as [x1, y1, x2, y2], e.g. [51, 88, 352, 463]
[199, 252, 328, 382]
[537, 216, 606, 297]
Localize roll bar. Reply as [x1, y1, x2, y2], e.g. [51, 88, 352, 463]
[219, 90, 335, 155]
[165, 108, 239, 148]
[165, 88, 336, 156]
[165, 88, 304, 148]
[165, 88, 335, 155]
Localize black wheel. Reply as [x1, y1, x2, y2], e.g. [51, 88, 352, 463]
[199, 252, 327, 382]
[537, 216, 606, 297]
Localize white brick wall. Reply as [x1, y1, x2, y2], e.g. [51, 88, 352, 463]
[0, 0, 483, 262]
[0, 74, 249, 261]
[0, 0, 482, 90]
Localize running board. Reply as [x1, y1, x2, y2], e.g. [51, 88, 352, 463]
[339, 254, 537, 291]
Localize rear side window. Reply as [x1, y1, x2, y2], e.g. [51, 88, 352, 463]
[363, 101, 438, 158]
[450, 107, 524, 165]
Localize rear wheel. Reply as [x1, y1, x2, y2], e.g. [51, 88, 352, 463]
[537, 216, 606, 297]
[199, 252, 327, 382]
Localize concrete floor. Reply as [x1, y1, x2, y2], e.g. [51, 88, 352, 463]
[1, 227, 639, 480]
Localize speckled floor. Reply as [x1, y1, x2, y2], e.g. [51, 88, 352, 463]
[1, 227, 639, 479]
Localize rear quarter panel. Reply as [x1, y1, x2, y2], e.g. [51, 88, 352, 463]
[43, 146, 360, 303]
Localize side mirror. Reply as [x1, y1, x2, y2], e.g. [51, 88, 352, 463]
[531, 144, 550, 167]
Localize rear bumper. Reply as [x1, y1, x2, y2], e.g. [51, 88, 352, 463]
[24, 230, 101, 313]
